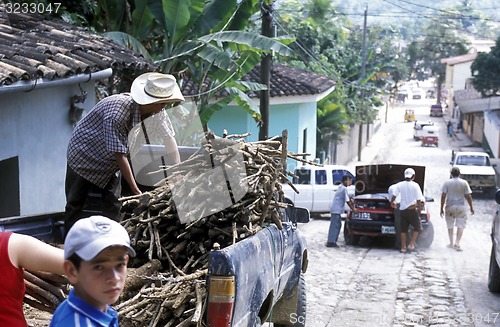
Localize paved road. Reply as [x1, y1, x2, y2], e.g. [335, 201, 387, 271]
[296, 98, 500, 327]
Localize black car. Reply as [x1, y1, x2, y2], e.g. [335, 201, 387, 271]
[344, 164, 434, 248]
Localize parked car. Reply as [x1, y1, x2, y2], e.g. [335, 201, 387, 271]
[430, 104, 443, 117]
[413, 120, 434, 140]
[344, 164, 434, 248]
[451, 150, 497, 194]
[488, 189, 500, 292]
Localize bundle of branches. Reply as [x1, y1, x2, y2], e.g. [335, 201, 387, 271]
[23, 270, 70, 313]
[116, 132, 312, 326]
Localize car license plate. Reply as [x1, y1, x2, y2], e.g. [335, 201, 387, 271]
[381, 226, 395, 234]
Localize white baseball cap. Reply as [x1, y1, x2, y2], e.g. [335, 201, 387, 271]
[404, 168, 415, 178]
[64, 216, 136, 260]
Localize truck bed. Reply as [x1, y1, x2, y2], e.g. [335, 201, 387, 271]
[0, 212, 65, 244]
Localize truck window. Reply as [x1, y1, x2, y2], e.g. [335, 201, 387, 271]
[457, 155, 490, 166]
[332, 170, 354, 185]
[315, 170, 327, 185]
[293, 169, 311, 185]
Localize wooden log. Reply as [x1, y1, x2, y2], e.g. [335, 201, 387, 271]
[24, 279, 60, 308]
[28, 270, 69, 286]
[24, 271, 67, 300]
[123, 259, 163, 295]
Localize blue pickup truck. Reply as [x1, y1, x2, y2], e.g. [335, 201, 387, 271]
[207, 207, 309, 327]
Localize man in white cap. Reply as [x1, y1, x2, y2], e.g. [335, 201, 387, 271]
[64, 73, 184, 236]
[50, 215, 135, 327]
[390, 167, 424, 253]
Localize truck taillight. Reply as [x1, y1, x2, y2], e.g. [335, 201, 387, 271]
[207, 276, 235, 327]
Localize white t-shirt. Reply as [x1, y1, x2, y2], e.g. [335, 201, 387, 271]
[442, 177, 471, 206]
[393, 180, 424, 210]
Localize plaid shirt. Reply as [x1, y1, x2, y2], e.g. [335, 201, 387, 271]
[67, 93, 173, 189]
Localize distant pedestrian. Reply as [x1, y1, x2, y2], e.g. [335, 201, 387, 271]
[447, 121, 453, 137]
[440, 167, 474, 251]
[326, 175, 355, 248]
[390, 168, 424, 253]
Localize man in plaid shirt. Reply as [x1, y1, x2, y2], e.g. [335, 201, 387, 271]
[64, 73, 184, 236]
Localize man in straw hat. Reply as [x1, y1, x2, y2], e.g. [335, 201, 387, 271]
[64, 72, 184, 237]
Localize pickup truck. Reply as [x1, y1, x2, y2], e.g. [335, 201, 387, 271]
[12, 142, 311, 327]
[450, 149, 497, 194]
[207, 206, 309, 326]
[281, 164, 355, 215]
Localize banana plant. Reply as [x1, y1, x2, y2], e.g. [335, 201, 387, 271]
[103, 0, 294, 126]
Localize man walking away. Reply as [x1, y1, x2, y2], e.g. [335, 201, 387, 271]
[440, 167, 474, 251]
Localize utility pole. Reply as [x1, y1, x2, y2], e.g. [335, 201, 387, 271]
[357, 5, 368, 161]
[259, 2, 272, 141]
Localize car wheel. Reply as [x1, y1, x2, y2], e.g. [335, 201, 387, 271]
[274, 273, 306, 327]
[488, 245, 500, 292]
[344, 226, 360, 245]
[415, 221, 434, 248]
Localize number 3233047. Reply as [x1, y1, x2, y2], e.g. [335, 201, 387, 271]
[5, 2, 61, 14]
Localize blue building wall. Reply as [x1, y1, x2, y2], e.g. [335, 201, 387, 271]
[208, 101, 317, 172]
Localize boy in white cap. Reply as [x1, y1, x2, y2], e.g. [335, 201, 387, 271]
[64, 72, 185, 236]
[50, 215, 136, 327]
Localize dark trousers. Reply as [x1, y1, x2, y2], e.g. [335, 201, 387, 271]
[64, 165, 121, 239]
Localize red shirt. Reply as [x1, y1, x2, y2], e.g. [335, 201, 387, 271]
[0, 232, 27, 326]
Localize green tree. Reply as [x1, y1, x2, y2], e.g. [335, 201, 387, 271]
[407, 18, 469, 103]
[471, 36, 500, 97]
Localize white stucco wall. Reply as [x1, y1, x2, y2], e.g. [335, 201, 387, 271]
[452, 62, 473, 90]
[485, 110, 500, 158]
[0, 81, 96, 215]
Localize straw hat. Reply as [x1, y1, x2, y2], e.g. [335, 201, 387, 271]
[131, 72, 185, 105]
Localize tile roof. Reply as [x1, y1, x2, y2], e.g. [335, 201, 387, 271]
[441, 53, 477, 66]
[0, 11, 333, 99]
[181, 62, 336, 98]
[0, 11, 155, 87]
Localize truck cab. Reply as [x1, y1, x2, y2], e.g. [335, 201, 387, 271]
[281, 165, 355, 214]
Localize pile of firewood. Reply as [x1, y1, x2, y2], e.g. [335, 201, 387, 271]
[23, 271, 70, 314]
[115, 132, 310, 326]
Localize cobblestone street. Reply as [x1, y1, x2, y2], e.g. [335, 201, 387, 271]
[295, 98, 500, 327]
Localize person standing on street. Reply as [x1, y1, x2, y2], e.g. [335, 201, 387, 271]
[440, 167, 474, 251]
[390, 168, 424, 253]
[326, 175, 355, 248]
[64, 72, 184, 237]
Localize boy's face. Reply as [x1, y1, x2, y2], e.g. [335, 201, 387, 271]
[65, 246, 129, 312]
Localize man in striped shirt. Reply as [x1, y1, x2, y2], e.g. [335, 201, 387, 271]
[64, 73, 184, 236]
